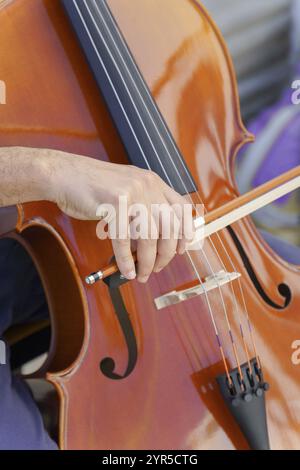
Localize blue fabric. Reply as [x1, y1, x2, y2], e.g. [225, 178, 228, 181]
[0, 238, 57, 450]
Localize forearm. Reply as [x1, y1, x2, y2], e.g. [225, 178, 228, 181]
[0, 147, 53, 207]
[0, 146, 194, 281]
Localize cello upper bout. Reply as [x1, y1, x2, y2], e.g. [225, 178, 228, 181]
[107, 0, 252, 209]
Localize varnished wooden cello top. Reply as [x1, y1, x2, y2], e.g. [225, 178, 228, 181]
[0, 0, 299, 449]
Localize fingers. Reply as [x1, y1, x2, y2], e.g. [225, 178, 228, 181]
[106, 168, 195, 283]
[163, 185, 195, 253]
[153, 237, 177, 273]
[176, 237, 187, 256]
[153, 205, 179, 272]
[176, 207, 194, 255]
[136, 238, 157, 283]
[111, 238, 136, 280]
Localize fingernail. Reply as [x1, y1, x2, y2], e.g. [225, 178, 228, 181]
[138, 276, 149, 283]
[126, 270, 136, 280]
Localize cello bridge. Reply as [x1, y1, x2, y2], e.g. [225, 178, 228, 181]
[154, 270, 241, 310]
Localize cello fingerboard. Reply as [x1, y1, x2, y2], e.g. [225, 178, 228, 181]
[62, 0, 197, 195]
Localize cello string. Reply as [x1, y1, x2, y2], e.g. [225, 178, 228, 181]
[84, 0, 250, 380]
[189, 248, 245, 381]
[98, 0, 260, 360]
[76, 0, 234, 382]
[170, 283, 205, 372]
[79, 0, 242, 381]
[98, 0, 257, 360]
[99, 0, 260, 370]
[86, 0, 241, 380]
[168, 262, 215, 371]
[94, 0, 251, 375]
[208, 235, 257, 369]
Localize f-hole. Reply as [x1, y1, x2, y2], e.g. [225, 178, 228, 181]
[101, 271, 138, 380]
[227, 226, 292, 310]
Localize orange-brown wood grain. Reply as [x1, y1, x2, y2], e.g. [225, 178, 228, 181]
[0, 0, 299, 450]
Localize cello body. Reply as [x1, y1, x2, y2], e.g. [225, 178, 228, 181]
[0, 0, 300, 449]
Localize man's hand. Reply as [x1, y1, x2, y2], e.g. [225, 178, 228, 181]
[0, 147, 194, 282]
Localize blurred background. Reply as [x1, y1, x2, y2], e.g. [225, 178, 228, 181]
[202, 0, 300, 262]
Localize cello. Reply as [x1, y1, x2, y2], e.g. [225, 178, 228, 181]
[0, 0, 300, 450]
